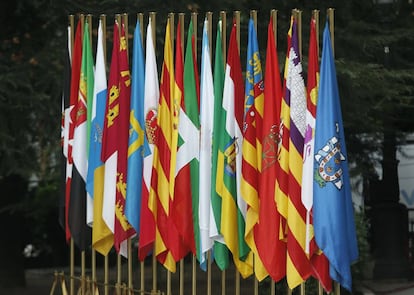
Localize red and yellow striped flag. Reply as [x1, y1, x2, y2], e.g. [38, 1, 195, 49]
[149, 17, 178, 272]
[241, 17, 266, 281]
[277, 17, 312, 288]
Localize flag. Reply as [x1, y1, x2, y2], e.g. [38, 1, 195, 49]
[170, 19, 198, 261]
[197, 18, 214, 268]
[69, 20, 93, 250]
[148, 17, 177, 272]
[302, 17, 332, 292]
[218, 21, 252, 278]
[286, 18, 313, 288]
[101, 22, 135, 257]
[313, 22, 358, 291]
[114, 22, 136, 255]
[256, 18, 286, 282]
[125, 19, 147, 233]
[101, 22, 119, 249]
[241, 18, 266, 281]
[211, 19, 229, 271]
[138, 19, 159, 261]
[277, 17, 312, 288]
[65, 21, 82, 243]
[88, 19, 113, 256]
[60, 24, 71, 236]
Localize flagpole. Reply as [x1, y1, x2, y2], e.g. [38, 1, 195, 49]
[207, 12, 213, 61]
[235, 268, 240, 295]
[327, 8, 335, 57]
[221, 270, 226, 295]
[167, 268, 172, 295]
[128, 238, 133, 294]
[104, 255, 109, 295]
[123, 13, 129, 55]
[152, 254, 157, 294]
[179, 13, 185, 57]
[313, 10, 320, 59]
[150, 12, 157, 51]
[116, 254, 122, 295]
[140, 260, 145, 295]
[192, 256, 196, 295]
[234, 11, 240, 54]
[207, 252, 212, 295]
[81, 251, 86, 295]
[220, 11, 226, 67]
[138, 13, 144, 42]
[179, 259, 184, 295]
[169, 13, 175, 58]
[70, 238, 75, 295]
[270, 9, 277, 47]
[191, 12, 198, 55]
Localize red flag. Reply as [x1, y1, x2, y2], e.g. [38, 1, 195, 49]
[101, 22, 135, 257]
[256, 18, 286, 282]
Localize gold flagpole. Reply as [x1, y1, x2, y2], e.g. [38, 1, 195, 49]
[220, 11, 226, 68]
[235, 268, 240, 295]
[150, 12, 157, 51]
[138, 13, 144, 42]
[179, 13, 185, 62]
[128, 239, 133, 295]
[152, 254, 157, 294]
[192, 256, 196, 295]
[207, 252, 212, 295]
[104, 255, 109, 295]
[327, 8, 335, 57]
[270, 9, 277, 47]
[234, 11, 240, 54]
[70, 238, 75, 295]
[179, 259, 184, 295]
[207, 11, 213, 61]
[313, 10, 320, 59]
[191, 12, 198, 55]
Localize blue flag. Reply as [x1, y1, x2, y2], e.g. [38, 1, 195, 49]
[125, 20, 148, 233]
[313, 22, 358, 291]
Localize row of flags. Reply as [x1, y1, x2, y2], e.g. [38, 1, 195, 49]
[60, 13, 358, 292]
